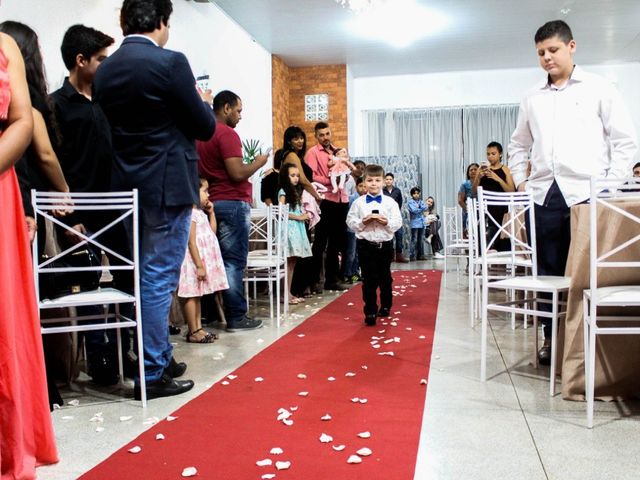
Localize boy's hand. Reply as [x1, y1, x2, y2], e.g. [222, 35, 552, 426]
[374, 214, 388, 225]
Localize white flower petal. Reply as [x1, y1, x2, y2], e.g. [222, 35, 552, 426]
[62, 416, 74, 420]
[297, 373, 307, 379]
[275, 461, 291, 470]
[319, 433, 333, 443]
[345, 372, 356, 377]
[221, 381, 230, 385]
[321, 414, 332, 421]
[270, 447, 284, 455]
[372, 344, 381, 349]
[327, 377, 336, 382]
[262, 475, 276, 480]
[347, 302, 354, 306]
[277, 410, 291, 421]
[143, 416, 159, 425]
[128, 446, 141, 454]
[359, 398, 368, 404]
[405, 327, 413, 331]
[361, 365, 368, 370]
[347, 455, 362, 464]
[419, 335, 426, 339]
[394, 337, 401, 342]
[383, 339, 394, 344]
[378, 329, 386, 334]
[357, 431, 371, 438]
[256, 459, 273, 467]
[166, 415, 178, 422]
[256, 338, 265, 344]
[420, 379, 428, 385]
[350, 397, 360, 403]
[289, 406, 298, 411]
[255, 377, 264, 382]
[95, 426, 104, 432]
[332, 444, 346, 451]
[394, 310, 402, 314]
[378, 351, 395, 356]
[181, 467, 198, 477]
[119, 416, 133, 422]
[156, 433, 165, 440]
[297, 334, 305, 338]
[282, 418, 294, 426]
[357, 447, 372, 457]
[390, 322, 398, 326]
[227, 374, 238, 380]
[298, 391, 309, 397]
[68, 399, 80, 407]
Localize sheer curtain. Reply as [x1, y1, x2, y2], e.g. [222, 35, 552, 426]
[363, 104, 519, 210]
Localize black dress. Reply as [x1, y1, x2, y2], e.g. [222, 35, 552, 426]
[479, 165, 509, 250]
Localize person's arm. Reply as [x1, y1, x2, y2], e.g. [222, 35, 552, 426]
[0, 33, 32, 174]
[482, 166, 515, 192]
[471, 169, 482, 195]
[601, 84, 639, 179]
[305, 148, 331, 188]
[187, 212, 207, 281]
[346, 200, 366, 233]
[458, 191, 467, 209]
[224, 154, 268, 182]
[285, 152, 322, 201]
[507, 98, 533, 190]
[31, 108, 69, 193]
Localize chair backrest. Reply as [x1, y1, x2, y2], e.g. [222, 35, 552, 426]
[589, 177, 640, 306]
[249, 207, 272, 253]
[248, 204, 289, 263]
[476, 187, 536, 275]
[443, 206, 465, 248]
[31, 190, 139, 300]
[467, 197, 479, 263]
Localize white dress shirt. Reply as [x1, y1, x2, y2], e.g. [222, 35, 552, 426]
[508, 66, 638, 206]
[346, 193, 402, 242]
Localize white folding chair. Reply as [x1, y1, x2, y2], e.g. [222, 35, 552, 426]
[443, 205, 469, 287]
[244, 205, 289, 326]
[583, 177, 640, 428]
[32, 190, 146, 406]
[478, 188, 571, 396]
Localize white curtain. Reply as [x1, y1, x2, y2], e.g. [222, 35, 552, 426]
[363, 104, 519, 211]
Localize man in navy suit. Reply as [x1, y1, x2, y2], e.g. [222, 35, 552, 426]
[94, 0, 216, 400]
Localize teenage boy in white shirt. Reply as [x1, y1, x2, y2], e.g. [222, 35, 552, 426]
[508, 20, 638, 364]
[346, 164, 402, 326]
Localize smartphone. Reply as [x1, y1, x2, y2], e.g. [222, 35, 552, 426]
[480, 160, 490, 169]
[371, 209, 380, 214]
[196, 74, 210, 93]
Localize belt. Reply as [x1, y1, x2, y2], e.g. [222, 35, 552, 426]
[357, 238, 392, 249]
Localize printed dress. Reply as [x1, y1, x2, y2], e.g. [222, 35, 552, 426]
[178, 207, 229, 297]
[279, 189, 312, 258]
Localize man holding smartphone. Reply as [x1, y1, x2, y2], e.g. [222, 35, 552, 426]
[508, 20, 637, 364]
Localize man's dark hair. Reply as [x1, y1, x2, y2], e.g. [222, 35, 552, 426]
[634, 162, 640, 170]
[385, 172, 394, 179]
[353, 160, 366, 168]
[410, 187, 421, 195]
[355, 176, 364, 186]
[534, 20, 573, 44]
[314, 121, 329, 132]
[120, 0, 173, 36]
[486, 141, 503, 154]
[364, 164, 384, 179]
[213, 90, 240, 113]
[61, 25, 114, 71]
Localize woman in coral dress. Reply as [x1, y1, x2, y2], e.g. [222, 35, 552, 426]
[0, 32, 58, 479]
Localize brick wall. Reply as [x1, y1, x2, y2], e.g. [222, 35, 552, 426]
[272, 57, 348, 153]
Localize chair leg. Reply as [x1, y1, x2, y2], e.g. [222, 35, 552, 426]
[587, 324, 597, 429]
[549, 292, 558, 396]
[480, 282, 488, 382]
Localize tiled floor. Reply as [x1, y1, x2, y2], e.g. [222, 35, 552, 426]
[38, 260, 640, 479]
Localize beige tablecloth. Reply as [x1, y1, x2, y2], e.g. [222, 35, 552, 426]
[560, 200, 640, 400]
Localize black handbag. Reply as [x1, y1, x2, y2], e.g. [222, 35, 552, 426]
[39, 248, 102, 299]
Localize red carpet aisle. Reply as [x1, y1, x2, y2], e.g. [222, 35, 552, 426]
[81, 270, 441, 480]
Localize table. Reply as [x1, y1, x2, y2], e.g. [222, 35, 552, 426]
[559, 200, 640, 400]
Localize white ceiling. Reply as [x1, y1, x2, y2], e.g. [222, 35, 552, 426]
[209, 0, 640, 77]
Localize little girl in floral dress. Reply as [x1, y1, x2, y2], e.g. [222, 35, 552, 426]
[178, 178, 228, 343]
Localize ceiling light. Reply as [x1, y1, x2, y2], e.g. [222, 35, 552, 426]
[346, 0, 448, 48]
[335, 0, 384, 14]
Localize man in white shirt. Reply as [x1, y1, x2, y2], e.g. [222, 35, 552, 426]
[508, 20, 638, 364]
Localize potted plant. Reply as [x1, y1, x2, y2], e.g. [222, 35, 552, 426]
[242, 138, 263, 164]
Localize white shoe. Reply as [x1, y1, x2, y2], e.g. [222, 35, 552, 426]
[433, 252, 444, 259]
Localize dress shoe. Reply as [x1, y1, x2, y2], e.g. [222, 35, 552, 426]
[395, 254, 410, 263]
[165, 357, 187, 378]
[364, 315, 377, 326]
[537, 345, 551, 366]
[377, 307, 391, 318]
[226, 316, 263, 332]
[134, 373, 194, 400]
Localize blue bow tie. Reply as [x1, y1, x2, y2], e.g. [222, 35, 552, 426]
[366, 194, 382, 204]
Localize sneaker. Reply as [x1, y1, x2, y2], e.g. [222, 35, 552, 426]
[349, 274, 361, 284]
[433, 252, 445, 259]
[226, 316, 264, 332]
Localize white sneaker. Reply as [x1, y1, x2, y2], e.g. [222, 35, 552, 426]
[433, 252, 445, 259]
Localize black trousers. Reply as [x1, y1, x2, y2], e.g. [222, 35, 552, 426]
[530, 181, 572, 339]
[357, 239, 394, 316]
[311, 199, 349, 287]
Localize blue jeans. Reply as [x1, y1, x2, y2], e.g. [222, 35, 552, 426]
[214, 200, 250, 326]
[394, 227, 404, 254]
[136, 204, 191, 382]
[342, 230, 359, 278]
[410, 228, 424, 259]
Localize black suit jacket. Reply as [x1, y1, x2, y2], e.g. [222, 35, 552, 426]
[94, 36, 215, 207]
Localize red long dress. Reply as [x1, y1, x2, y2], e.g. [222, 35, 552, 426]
[0, 47, 58, 479]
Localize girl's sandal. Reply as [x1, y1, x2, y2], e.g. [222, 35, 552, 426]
[288, 297, 302, 305]
[187, 328, 216, 344]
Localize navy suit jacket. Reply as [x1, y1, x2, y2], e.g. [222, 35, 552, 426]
[94, 36, 215, 207]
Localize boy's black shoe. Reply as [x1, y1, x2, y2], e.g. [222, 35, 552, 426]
[364, 315, 377, 326]
[377, 307, 391, 318]
[165, 357, 187, 378]
[134, 373, 194, 400]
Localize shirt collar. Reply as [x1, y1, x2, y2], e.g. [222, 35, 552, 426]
[538, 64, 582, 91]
[125, 34, 159, 47]
[59, 77, 90, 102]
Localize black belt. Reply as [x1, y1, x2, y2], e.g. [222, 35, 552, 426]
[357, 238, 392, 249]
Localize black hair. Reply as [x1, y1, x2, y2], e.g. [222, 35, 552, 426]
[353, 160, 366, 168]
[410, 187, 421, 195]
[274, 125, 307, 168]
[634, 162, 640, 170]
[279, 163, 303, 208]
[61, 24, 114, 71]
[385, 172, 394, 179]
[355, 176, 364, 186]
[486, 141, 503, 155]
[534, 20, 573, 44]
[120, 0, 173, 36]
[213, 90, 240, 114]
[364, 164, 384, 179]
[427, 196, 436, 213]
[314, 121, 329, 132]
[466, 162, 479, 180]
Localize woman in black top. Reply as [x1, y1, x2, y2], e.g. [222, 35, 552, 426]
[472, 141, 515, 250]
